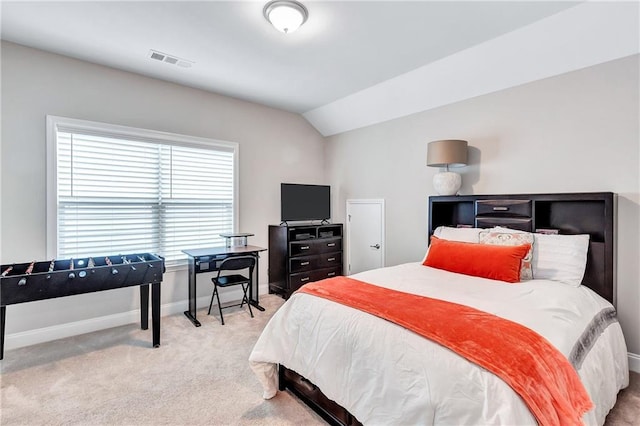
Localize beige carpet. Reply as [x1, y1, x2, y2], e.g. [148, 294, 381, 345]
[1, 294, 638, 425]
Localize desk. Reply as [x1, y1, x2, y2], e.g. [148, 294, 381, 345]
[182, 245, 266, 327]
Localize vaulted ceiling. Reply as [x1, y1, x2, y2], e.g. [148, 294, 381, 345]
[2, 1, 638, 136]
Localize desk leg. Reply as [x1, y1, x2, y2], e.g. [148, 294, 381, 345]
[0, 306, 6, 360]
[140, 284, 149, 330]
[152, 282, 160, 348]
[249, 253, 265, 312]
[183, 257, 201, 327]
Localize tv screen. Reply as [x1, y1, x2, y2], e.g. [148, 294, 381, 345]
[281, 183, 330, 222]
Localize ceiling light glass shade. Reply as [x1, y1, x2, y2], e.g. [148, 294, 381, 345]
[264, 0, 308, 33]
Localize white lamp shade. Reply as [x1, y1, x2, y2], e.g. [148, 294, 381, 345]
[264, 1, 308, 33]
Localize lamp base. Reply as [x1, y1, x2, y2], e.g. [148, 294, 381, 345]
[433, 171, 461, 195]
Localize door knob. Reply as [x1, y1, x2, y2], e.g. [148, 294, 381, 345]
[370, 244, 381, 249]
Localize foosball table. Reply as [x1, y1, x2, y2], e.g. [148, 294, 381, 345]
[0, 253, 165, 359]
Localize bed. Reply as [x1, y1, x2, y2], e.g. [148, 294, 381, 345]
[249, 192, 629, 425]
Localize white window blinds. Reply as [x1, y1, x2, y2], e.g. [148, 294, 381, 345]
[49, 117, 237, 267]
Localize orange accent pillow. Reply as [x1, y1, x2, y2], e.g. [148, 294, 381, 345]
[423, 236, 532, 283]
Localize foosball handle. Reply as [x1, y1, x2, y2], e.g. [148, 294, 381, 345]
[18, 277, 27, 286]
[68, 272, 75, 279]
[112, 268, 119, 275]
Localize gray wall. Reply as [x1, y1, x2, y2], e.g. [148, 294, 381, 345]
[325, 55, 640, 356]
[0, 41, 326, 338]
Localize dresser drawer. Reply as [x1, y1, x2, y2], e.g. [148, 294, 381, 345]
[317, 238, 342, 253]
[289, 271, 314, 290]
[290, 241, 318, 256]
[289, 255, 317, 273]
[289, 266, 343, 293]
[314, 266, 341, 280]
[317, 252, 341, 269]
[290, 238, 342, 257]
[476, 199, 532, 217]
[476, 217, 533, 232]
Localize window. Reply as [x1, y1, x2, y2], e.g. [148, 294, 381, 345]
[47, 116, 238, 268]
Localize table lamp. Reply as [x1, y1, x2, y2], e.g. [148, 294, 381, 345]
[427, 139, 468, 195]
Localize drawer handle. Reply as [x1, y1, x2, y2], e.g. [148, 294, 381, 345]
[300, 277, 310, 282]
[327, 272, 336, 277]
[300, 246, 310, 250]
[327, 257, 335, 262]
[327, 243, 336, 247]
[300, 261, 310, 266]
[492, 206, 509, 211]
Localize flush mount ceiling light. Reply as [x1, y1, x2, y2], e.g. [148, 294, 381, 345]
[263, 0, 308, 34]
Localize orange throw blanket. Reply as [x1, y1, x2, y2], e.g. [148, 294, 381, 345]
[298, 276, 593, 426]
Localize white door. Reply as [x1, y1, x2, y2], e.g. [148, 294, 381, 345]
[346, 199, 385, 275]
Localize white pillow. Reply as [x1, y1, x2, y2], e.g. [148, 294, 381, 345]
[423, 226, 483, 263]
[433, 226, 483, 243]
[532, 233, 590, 287]
[489, 226, 590, 286]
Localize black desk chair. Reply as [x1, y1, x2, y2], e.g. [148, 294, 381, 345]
[208, 256, 255, 325]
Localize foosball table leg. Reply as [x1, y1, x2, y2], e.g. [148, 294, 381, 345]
[1, 306, 6, 360]
[140, 284, 149, 330]
[152, 282, 160, 348]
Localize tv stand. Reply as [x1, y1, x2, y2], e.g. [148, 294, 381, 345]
[268, 223, 343, 299]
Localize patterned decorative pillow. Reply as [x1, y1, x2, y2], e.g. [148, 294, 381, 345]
[478, 230, 534, 281]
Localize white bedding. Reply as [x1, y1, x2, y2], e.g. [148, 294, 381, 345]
[249, 263, 629, 425]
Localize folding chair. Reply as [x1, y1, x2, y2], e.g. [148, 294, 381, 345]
[208, 255, 255, 325]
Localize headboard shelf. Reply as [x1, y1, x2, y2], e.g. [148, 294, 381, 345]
[428, 192, 616, 305]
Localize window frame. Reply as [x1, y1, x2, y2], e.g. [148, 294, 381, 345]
[46, 115, 239, 270]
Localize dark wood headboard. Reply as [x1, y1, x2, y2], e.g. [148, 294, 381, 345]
[428, 192, 616, 306]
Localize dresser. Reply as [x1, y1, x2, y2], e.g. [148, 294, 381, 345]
[268, 224, 343, 299]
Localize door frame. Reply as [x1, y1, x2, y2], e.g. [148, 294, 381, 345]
[346, 199, 385, 275]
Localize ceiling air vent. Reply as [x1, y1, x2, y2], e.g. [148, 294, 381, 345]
[148, 49, 193, 68]
[150, 51, 165, 61]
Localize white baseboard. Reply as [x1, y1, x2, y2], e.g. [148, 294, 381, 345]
[628, 352, 640, 373]
[3, 291, 241, 352]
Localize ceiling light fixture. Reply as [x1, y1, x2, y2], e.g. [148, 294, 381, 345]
[263, 0, 308, 34]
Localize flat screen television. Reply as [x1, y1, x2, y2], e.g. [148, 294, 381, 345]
[281, 183, 330, 222]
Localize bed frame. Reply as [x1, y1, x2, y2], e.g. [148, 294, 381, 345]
[279, 192, 616, 426]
